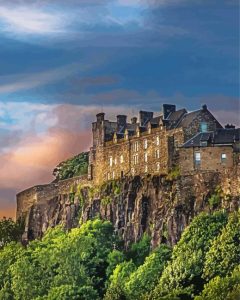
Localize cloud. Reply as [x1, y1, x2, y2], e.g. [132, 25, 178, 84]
[0, 102, 134, 218]
[0, 62, 92, 94]
[0, 6, 68, 35]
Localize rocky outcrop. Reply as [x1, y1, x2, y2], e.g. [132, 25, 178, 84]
[18, 169, 240, 247]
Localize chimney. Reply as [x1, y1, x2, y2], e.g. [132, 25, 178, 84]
[117, 115, 127, 129]
[131, 117, 137, 124]
[96, 112, 105, 123]
[139, 111, 154, 126]
[202, 104, 207, 111]
[225, 124, 235, 129]
[162, 104, 176, 120]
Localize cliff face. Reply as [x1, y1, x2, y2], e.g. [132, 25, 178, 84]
[18, 169, 240, 247]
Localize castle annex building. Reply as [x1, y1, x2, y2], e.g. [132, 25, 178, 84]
[88, 104, 240, 185]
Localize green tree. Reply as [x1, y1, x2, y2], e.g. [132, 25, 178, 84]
[106, 249, 126, 279]
[127, 233, 151, 266]
[0, 218, 24, 248]
[104, 261, 136, 300]
[125, 244, 172, 300]
[53, 152, 89, 180]
[46, 285, 100, 300]
[203, 210, 240, 280]
[152, 211, 228, 299]
[195, 266, 240, 300]
[9, 220, 117, 299]
[0, 242, 25, 299]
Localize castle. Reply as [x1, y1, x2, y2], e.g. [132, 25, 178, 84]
[88, 104, 240, 185]
[16, 103, 240, 242]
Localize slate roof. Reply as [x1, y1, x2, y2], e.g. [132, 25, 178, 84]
[167, 108, 187, 129]
[176, 109, 201, 128]
[102, 105, 224, 140]
[182, 128, 240, 148]
[150, 116, 162, 125]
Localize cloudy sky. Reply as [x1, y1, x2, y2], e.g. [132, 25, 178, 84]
[0, 0, 239, 218]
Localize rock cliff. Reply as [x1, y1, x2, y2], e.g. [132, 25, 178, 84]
[17, 169, 240, 247]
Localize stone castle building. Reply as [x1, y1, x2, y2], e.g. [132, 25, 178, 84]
[88, 104, 240, 185]
[16, 103, 240, 242]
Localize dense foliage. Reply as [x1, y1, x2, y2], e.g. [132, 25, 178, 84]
[0, 218, 24, 249]
[53, 152, 89, 180]
[0, 211, 239, 300]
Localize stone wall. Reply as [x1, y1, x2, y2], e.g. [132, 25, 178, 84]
[16, 175, 90, 220]
[92, 127, 185, 185]
[179, 146, 235, 173]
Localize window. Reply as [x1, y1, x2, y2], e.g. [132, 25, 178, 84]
[200, 141, 207, 147]
[155, 149, 160, 159]
[221, 153, 227, 163]
[200, 122, 208, 133]
[107, 173, 111, 180]
[156, 136, 160, 146]
[133, 154, 138, 165]
[132, 141, 139, 152]
[144, 139, 148, 149]
[144, 152, 148, 163]
[145, 165, 148, 173]
[194, 152, 201, 165]
[120, 155, 124, 164]
[114, 158, 117, 165]
[109, 156, 113, 167]
[112, 171, 115, 179]
[131, 168, 135, 175]
[156, 163, 160, 172]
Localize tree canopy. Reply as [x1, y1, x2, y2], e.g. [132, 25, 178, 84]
[53, 152, 89, 180]
[0, 211, 239, 300]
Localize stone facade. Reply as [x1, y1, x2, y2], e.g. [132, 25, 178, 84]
[179, 146, 237, 173]
[89, 104, 223, 185]
[179, 128, 240, 174]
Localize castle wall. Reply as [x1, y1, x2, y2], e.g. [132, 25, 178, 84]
[16, 175, 90, 220]
[92, 127, 185, 185]
[179, 146, 235, 173]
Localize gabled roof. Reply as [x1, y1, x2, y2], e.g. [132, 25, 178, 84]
[213, 128, 240, 144]
[176, 109, 201, 128]
[167, 108, 187, 129]
[182, 128, 240, 148]
[182, 132, 212, 147]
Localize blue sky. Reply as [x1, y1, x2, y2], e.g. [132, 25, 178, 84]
[0, 0, 239, 217]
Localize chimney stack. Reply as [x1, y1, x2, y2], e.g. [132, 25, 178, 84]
[117, 115, 127, 129]
[139, 111, 154, 126]
[96, 112, 105, 123]
[225, 124, 235, 129]
[131, 117, 137, 124]
[162, 104, 176, 120]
